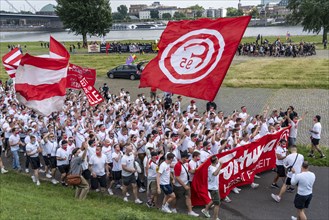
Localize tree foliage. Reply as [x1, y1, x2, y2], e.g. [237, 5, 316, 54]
[286, 0, 328, 42]
[188, 4, 204, 18]
[248, 7, 259, 18]
[56, 0, 112, 46]
[173, 12, 186, 20]
[117, 5, 128, 19]
[226, 7, 244, 17]
[150, 10, 159, 19]
[162, 13, 172, 20]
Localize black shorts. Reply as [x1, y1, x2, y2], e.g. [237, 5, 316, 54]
[276, 165, 286, 177]
[209, 190, 220, 205]
[58, 164, 70, 174]
[122, 174, 136, 186]
[112, 170, 122, 181]
[285, 177, 292, 185]
[82, 169, 91, 180]
[294, 194, 312, 209]
[43, 155, 51, 166]
[90, 174, 107, 189]
[30, 157, 41, 170]
[174, 185, 190, 199]
[160, 184, 173, 195]
[49, 156, 57, 169]
[311, 138, 320, 146]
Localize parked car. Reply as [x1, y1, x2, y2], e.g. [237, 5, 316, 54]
[107, 61, 149, 80]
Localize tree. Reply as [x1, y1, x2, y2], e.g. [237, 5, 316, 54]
[287, 0, 328, 43]
[112, 12, 124, 21]
[188, 4, 205, 18]
[248, 7, 259, 18]
[150, 10, 159, 19]
[173, 12, 186, 20]
[226, 7, 244, 17]
[117, 5, 128, 19]
[162, 13, 172, 20]
[56, 0, 112, 47]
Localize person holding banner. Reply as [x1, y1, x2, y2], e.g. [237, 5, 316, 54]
[201, 155, 222, 220]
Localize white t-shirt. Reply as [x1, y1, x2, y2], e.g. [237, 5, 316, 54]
[102, 146, 112, 163]
[284, 153, 304, 178]
[9, 134, 20, 151]
[56, 148, 70, 166]
[158, 161, 171, 185]
[311, 122, 321, 139]
[275, 145, 287, 166]
[188, 159, 200, 181]
[112, 151, 123, 171]
[291, 171, 316, 196]
[147, 159, 158, 180]
[174, 162, 189, 186]
[200, 149, 212, 163]
[208, 163, 220, 190]
[289, 120, 298, 138]
[89, 154, 107, 176]
[121, 154, 135, 177]
[26, 142, 39, 158]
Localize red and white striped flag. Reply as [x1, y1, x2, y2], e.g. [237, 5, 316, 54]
[1, 47, 23, 78]
[15, 37, 70, 116]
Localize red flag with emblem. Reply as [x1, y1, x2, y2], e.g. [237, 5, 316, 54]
[139, 16, 251, 101]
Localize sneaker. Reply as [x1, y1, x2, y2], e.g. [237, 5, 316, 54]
[107, 188, 113, 195]
[216, 218, 221, 220]
[123, 197, 128, 202]
[188, 211, 199, 217]
[135, 199, 143, 204]
[25, 168, 29, 173]
[62, 182, 68, 187]
[251, 182, 259, 189]
[291, 216, 297, 220]
[224, 196, 232, 203]
[51, 179, 59, 185]
[39, 169, 45, 173]
[236, 187, 241, 191]
[95, 189, 100, 192]
[201, 208, 211, 218]
[36, 181, 40, 186]
[308, 154, 315, 158]
[126, 192, 130, 197]
[254, 175, 261, 179]
[146, 201, 153, 208]
[171, 208, 177, 213]
[115, 184, 122, 189]
[287, 187, 295, 193]
[232, 187, 240, 194]
[31, 176, 36, 183]
[271, 183, 279, 189]
[46, 173, 52, 179]
[161, 205, 172, 213]
[271, 193, 281, 203]
[1, 168, 8, 174]
[139, 187, 146, 193]
[320, 155, 326, 159]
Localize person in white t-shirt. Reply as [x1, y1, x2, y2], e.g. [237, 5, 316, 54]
[9, 128, 23, 171]
[56, 140, 70, 186]
[26, 135, 42, 186]
[290, 161, 316, 220]
[188, 151, 201, 182]
[172, 151, 199, 217]
[201, 155, 222, 220]
[108, 144, 123, 192]
[145, 151, 160, 208]
[286, 110, 307, 147]
[271, 145, 304, 203]
[309, 115, 325, 158]
[271, 139, 288, 189]
[121, 144, 143, 204]
[89, 145, 108, 192]
[157, 152, 176, 213]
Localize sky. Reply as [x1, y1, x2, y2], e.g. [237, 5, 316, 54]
[0, 0, 262, 13]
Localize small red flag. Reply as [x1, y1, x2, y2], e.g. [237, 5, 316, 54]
[139, 16, 251, 101]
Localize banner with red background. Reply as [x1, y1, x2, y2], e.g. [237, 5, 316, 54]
[67, 63, 96, 89]
[191, 127, 290, 206]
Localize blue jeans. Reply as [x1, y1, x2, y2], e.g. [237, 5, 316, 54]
[11, 150, 21, 169]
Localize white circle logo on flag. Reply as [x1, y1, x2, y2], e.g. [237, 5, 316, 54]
[159, 29, 225, 84]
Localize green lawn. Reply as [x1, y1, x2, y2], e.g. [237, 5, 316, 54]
[0, 172, 193, 220]
[297, 145, 329, 167]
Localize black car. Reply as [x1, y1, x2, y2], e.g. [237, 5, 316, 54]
[107, 61, 148, 80]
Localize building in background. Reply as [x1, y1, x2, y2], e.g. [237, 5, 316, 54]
[129, 4, 147, 17]
[206, 8, 226, 18]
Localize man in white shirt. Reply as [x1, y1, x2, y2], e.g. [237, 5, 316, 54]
[26, 135, 42, 186]
[309, 115, 325, 158]
[271, 145, 304, 203]
[89, 145, 108, 192]
[108, 143, 123, 192]
[9, 128, 23, 171]
[56, 140, 70, 186]
[121, 144, 143, 204]
[271, 139, 288, 189]
[201, 155, 222, 220]
[290, 161, 316, 220]
[157, 152, 176, 213]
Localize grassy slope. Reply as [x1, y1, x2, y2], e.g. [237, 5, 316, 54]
[0, 173, 193, 220]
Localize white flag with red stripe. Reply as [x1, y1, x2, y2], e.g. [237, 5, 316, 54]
[15, 37, 70, 116]
[1, 48, 23, 78]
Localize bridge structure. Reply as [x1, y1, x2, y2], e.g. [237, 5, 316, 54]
[0, 13, 63, 31]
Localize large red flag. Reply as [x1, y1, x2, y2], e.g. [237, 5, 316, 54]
[67, 64, 96, 89]
[1, 48, 23, 78]
[139, 16, 251, 101]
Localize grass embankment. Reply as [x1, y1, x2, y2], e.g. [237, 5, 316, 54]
[0, 172, 193, 220]
[297, 145, 329, 167]
[1, 36, 328, 89]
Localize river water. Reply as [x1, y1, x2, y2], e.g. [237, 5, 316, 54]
[0, 26, 321, 42]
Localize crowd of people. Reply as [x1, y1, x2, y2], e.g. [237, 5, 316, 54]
[0, 81, 322, 219]
[237, 39, 316, 57]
